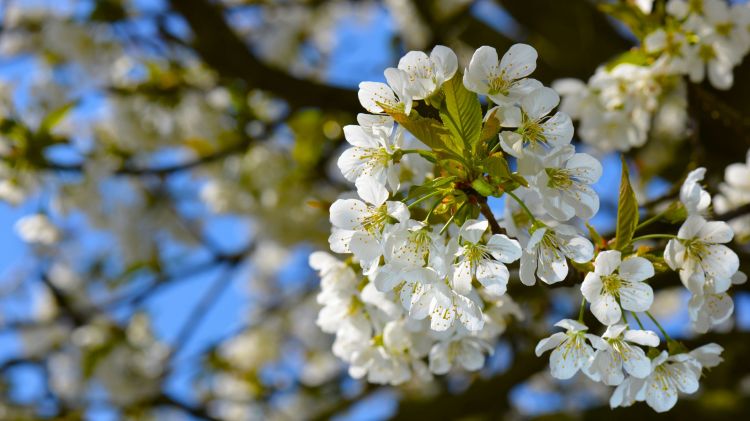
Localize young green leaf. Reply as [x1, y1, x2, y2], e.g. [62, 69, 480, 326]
[614, 155, 639, 251]
[439, 73, 482, 155]
[406, 176, 456, 201]
[479, 108, 502, 147]
[39, 101, 77, 135]
[483, 155, 512, 180]
[378, 102, 462, 158]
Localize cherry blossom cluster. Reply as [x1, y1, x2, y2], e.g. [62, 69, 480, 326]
[555, 0, 750, 152]
[313, 42, 745, 413]
[313, 43, 593, 385]
[715, 149, 750, 244]
[535, 163, 745, 412]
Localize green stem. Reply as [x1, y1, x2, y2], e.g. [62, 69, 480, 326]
[630, 311, 645, 330]
[645, 311, 671, 341]
[399, 149, 436, 163]
[630, 233, 676, 243]
[422, 199, 440, 223]
[578, 297, 586, 322]
[506, 190, 537, 223]
[439, 202, 466, 235]
[408, 190, 442, 209]
[635, 211, 665, 231]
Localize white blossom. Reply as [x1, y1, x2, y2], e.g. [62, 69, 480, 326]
[535, 319, 602, 380]
[664, 215, 739, 294]
[15, 213, 61, 245]
[520, 224, 594, 285]
[586, 324, 659, 386]
[680, 167, 711, 216]
[328, 176, 409, 273]
[581, 250, 655, 325]
[497, 87, 573, 158]
[528, 145, 602, 221]
[453, 219, 521, 297]
[463, 44, 542, 106]
[397, 45, 457, 100]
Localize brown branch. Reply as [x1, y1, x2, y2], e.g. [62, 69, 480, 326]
[45, 138, 252, 176]
[167, 0, 359, 112]
[716, 203, 750, 222]
[478, 197, 504, 235]
[156, 393, 221, 421]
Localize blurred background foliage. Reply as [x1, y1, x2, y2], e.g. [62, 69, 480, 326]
[0, 0, 750, 420]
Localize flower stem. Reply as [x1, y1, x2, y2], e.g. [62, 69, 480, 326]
[630, 311, 645, 330]
[630, 233, 676, 243]
[635, 210, 666, 231]
[506, 190, 537, 223]
[408, 190, 442, 209]
[422, 198, 441, 223]
[645, 311, 671, 341]
[578, 297, 586, 322]
[440, 202, 466, 235]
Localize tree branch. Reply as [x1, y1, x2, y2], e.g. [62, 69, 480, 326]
[167, 0, 360, 112]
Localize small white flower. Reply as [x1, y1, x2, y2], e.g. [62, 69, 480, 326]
[642, 351, 701, 413]
[610, 350, 703, 412]
[463, 44, 542, 106]
[358, 67, 414, 115]
[452, 219, 522, 297]
[529, 145, 602, 221]
[664, 215, 739, 294]
[635, 0, 655, 14]
[374, 266, 485, 333]
[429, 334, 493, 374]
[689, 342, 723, 369]
[581, 250, 655, 325]
[680, 167, 711, 216]
[688, 275, 734, 333]
[15, 214, 61, 245]
[586, 324, 659, 386]
[328, 176, 409, 274]
[520, 224, 594, 285]
[337, 115, 409, 191]
[497, 87, 574, 158]
[535, 319, 603, 380]
[715, 149, 750, 243]
[310, 251, 358, 302]
[397, 45, 457, 100]
[382, 220, 439, 267]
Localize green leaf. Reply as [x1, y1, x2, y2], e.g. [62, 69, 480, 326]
[479, 108, 501, 144]
[378, 103, 462, 157]
[406, 176, 456, 201]
[586, 222, 604, 249]
[39, 101, 76, 135]
[439, 73, 482, 155]
[471, 178, 496, 197]
[614, 156, 639, 251]
[511, 174, 529, 188]
[597, 3, 662, 40]
[604, 49, 651, 72]
[483, 155, 511, 180]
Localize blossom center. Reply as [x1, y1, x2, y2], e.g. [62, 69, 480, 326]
[519, 118, 547, 146]
[545, 168, 574, 189]
[361, 204, 391, 234]
[488, 75, 512, 96]
[698, 44, 716, 62]
[540, 231, 564, 259]
[683, 238, 709, 260]
[601, 274, 623, 296]
[464, 242, 491, 265]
